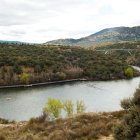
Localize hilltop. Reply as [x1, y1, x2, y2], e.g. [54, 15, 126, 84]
[1, 26, 140, 48]
[45, 26, 140, 47]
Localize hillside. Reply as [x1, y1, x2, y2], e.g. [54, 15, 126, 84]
[45, 26, 140, 47]
[0, 111, 125, 140]
[0, 43, 138, 87]
[92, 41, 140, 67]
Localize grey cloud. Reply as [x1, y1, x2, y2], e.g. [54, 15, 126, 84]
[0, 0, 97, 26]
[0, 0, 48, 26]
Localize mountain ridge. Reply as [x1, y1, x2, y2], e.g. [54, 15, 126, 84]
[45, 26, 140, 47]
[0, 40, 30, 44]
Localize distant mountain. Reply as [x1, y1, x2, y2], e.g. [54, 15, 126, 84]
[44, 26, 140, 47]
[0, 40, 29, 44]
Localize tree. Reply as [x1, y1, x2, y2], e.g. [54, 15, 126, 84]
[43, 98, 63, 119]
[76, 100, 86, 114]
[43, 98, 86, 120]
[124, 67, 133, 78]
[63, 100, 74, 117]
[114, 87, 140, 140]
[20, 73, 29, 84]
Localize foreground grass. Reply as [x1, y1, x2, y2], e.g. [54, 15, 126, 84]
[0, 111, 125, 140]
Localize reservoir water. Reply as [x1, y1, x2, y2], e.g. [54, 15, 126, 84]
[0, 77, 140, 121]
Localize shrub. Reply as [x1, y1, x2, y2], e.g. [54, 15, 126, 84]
[43, 98, 63, 119]
[76, 100, 86, 114]
[63, 100, 74, 117]
[43, 98, 86, 120]
[114, 87, 140, 140]
[20, 73, 29, 84]
[124, 67, 133, 78]
[120, 98, 131, 110]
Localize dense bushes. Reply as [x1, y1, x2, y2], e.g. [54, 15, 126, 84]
[94, 41, 140, 67]
[0, 111, 125, 140]
[0, 43, 137, 86]
[114, 87, 140, 140]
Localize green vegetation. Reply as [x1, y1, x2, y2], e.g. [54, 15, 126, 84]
[20, 73, 29, 84]
[94, 41, 140, 67]
[114, 87, 140, 140]
[43, 98, 86, 119]
[0, 43, 138, 86]
[43, 98, 63, 119]
[63, 100, 74, 117]
[76, 100, 86, 114]
[124, 67, 134, 78]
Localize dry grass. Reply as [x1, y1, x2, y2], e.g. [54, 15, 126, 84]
[0, 111, 125, 140]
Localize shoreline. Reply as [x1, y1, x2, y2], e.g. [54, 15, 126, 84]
[0, 78, 88, 89]
[0, 65, 140, 89]
[0, 75, 140, 89]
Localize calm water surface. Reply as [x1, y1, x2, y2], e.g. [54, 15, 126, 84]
[0, 77, 140, 121]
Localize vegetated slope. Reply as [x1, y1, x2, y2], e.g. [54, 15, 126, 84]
[93, 41, 140, 67]
[0, 111, 125, 140]
[0, 43, 135, 86]
[45, 26, 140, 47]
[114, 87, 140, 140]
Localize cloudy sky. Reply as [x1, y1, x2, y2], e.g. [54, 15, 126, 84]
[0, 0, 140, 43]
